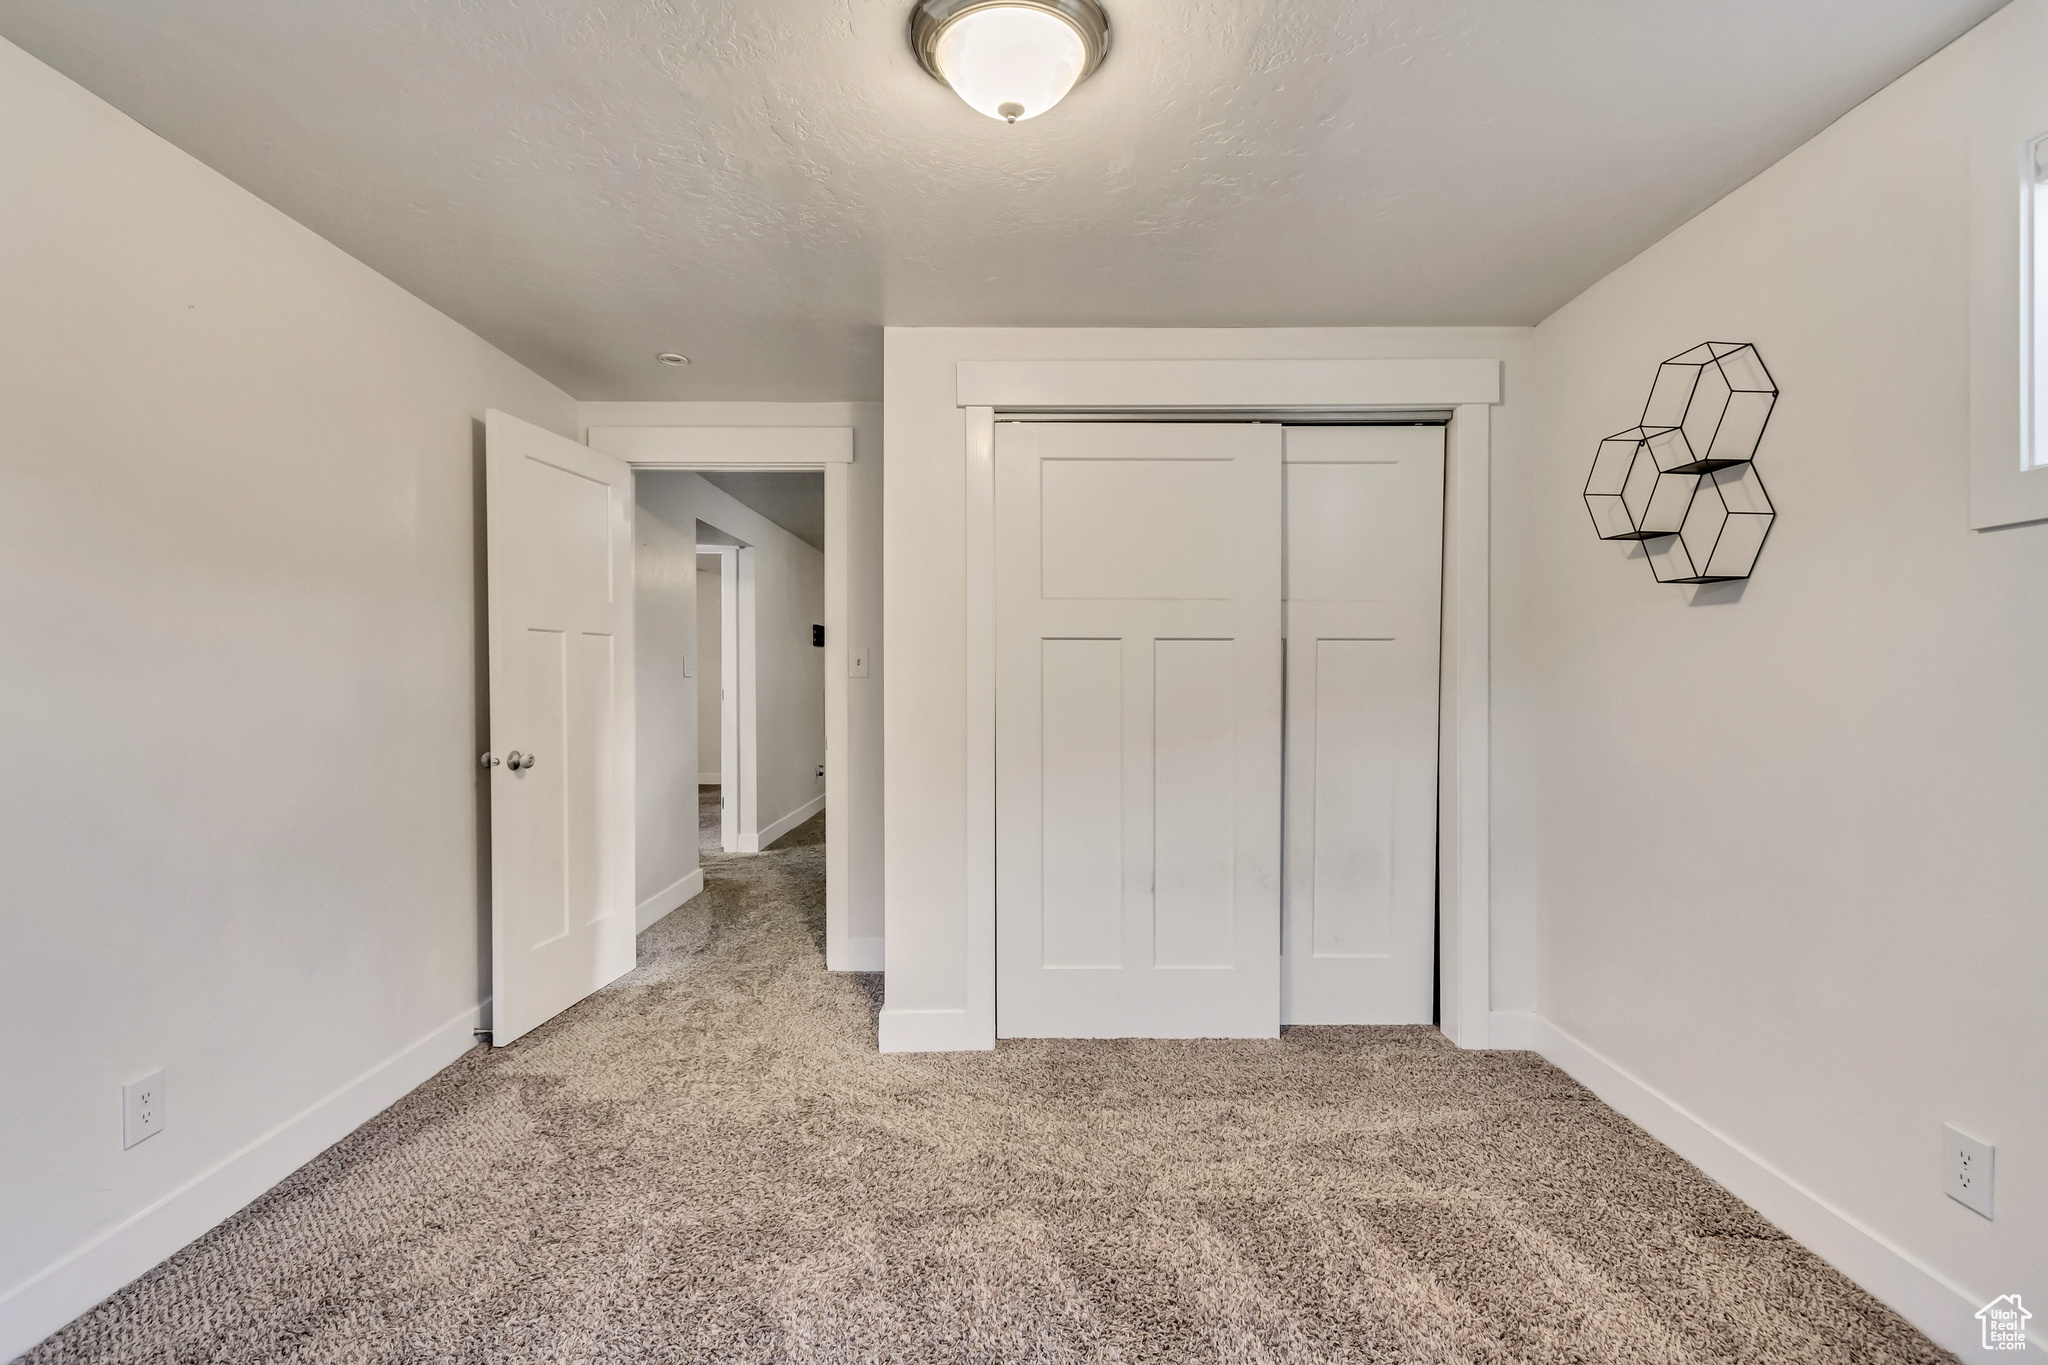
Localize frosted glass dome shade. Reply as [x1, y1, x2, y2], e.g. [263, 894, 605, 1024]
[925, 3, 1099, 123]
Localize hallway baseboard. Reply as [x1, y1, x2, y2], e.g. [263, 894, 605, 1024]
[636, 868, 705, 932]
[0, 1003, 484, 1362]
[730, 794, 825, 854]
[1488, 1009, 2023, 1363]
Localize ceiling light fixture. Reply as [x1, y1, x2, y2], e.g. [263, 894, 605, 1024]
[657, 352, 690, 366]
[910, 0, 1110, 124]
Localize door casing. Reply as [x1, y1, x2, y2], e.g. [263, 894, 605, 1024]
[584, 424, 866, 970]
[893, 356, 1498, 1053]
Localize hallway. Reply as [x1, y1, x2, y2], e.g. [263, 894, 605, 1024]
[701, 783, 724, 852]
[25, 823, 1944, 1363]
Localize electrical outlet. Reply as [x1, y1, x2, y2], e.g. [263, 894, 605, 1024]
[1944, 1123, 1994, 1219]
[123, 1069, 165, 1149]
[816, 763, 826, 779]
[848, 645, 870, 678]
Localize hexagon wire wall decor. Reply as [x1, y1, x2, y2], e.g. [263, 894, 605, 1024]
[1584, 342, 1779, 584]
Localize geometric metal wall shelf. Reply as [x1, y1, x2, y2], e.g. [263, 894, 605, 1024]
[1586, 341, 1779, 584]
[1585, 427, 1698, 540]
[1640, 342, 1778, 473]
[1644, 463, 1775, 583]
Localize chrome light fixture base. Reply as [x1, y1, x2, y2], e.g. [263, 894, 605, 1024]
[909, 0, 1112, 103]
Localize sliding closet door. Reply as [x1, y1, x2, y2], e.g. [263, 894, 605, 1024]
[1281, 425, 1444, 1025]
[995, 422, 1283, 1038]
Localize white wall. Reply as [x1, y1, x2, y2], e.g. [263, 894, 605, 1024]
[740, 491, 829, 836]
[0, 36, 577, 1358]
[631, 478, 705, 922]
[586, 402, 885, 968]
[635, 471, 823, 891]
[880, 328, 1538, 1047]
[1514, 2, 2046, 1354]
[697, 559, 722, 781]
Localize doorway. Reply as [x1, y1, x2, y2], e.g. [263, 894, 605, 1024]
[693, 540, 739, 853]
[588, 416, 877, 977]
[484, 412, 872, 1048]
[635, 470, 825, 917]
[992, 420, 1446, 1039]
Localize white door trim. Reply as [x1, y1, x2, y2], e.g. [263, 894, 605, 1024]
[957, 358, 1500, 410]
[587, 425, 860, 971]
[1439, 404, 1491, 1048]
[953, 362, 1500, 1050]
[587, 425, 853, 464]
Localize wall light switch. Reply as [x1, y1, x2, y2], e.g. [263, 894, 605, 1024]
[1945, 1123, 1994, 1219]
[682, 653, 694, 679]
[849, 646, 870, 678]
[124, 1069, 165, 1149]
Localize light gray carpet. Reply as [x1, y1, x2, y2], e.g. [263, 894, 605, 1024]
[22, 819, 1951, 1364]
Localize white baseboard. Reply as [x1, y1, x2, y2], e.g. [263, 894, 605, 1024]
[635, 867, 704, 932]
[1521, 1012, 2026, 1362]
[878, 1006, 991, 1053]
[2, 993, 2011, 1362]
[831, 936, 884, 972]
[761, 791, 826, 848]
[731, 792, 825, 854]
[697, 771, 720, 785]
[0, 1002, 484, 1361]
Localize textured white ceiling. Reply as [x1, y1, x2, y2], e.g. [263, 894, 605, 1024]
[0, 0, 2005, 400]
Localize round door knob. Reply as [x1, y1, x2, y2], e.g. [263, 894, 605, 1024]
[518, 753, 537, 770]
[481, 753, 500, 768]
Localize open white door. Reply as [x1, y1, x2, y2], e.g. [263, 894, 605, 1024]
[1281, 425, 1444, 1024]
[484, 410, 636, 1047]
[995, 422, 1283, 1038]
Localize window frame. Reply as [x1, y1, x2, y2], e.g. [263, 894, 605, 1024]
[1967, 37, 2048, 531]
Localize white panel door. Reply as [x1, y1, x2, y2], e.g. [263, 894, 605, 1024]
[1282, 425, 1444, 1024]
[485, 410, 636, 1047]
[996, 422, 1283, 1038]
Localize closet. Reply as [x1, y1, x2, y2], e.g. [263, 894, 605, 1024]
[993, 421, 1444, 1037]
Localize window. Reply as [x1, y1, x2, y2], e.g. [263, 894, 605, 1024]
[1967, 97, 2048, 529]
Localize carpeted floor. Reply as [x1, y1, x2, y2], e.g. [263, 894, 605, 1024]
[23, 815, 1951, 1364]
